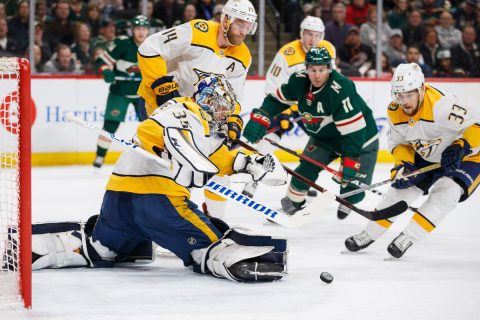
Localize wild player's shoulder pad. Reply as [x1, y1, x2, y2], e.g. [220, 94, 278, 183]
[326, 70, 353, 95]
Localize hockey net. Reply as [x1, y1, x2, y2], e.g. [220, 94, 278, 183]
[0, 57, 31, 309]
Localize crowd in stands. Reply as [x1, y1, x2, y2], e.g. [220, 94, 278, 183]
[0, 0, 479, 77]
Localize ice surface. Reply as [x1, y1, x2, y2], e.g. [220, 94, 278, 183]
[2, 164, 479, 319]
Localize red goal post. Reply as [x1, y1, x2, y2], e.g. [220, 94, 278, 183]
[0, 57, 32, 309]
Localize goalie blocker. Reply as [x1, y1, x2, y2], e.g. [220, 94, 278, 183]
[26, 215, 287, 283]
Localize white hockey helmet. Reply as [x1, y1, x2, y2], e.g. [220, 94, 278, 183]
[300, 16, 325, 40]
[391, 63, 425, 105]
[193, 75, 237, 133]
[221, 0, 258, 35]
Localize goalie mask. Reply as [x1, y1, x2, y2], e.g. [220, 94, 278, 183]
[194, 76, 237, 134]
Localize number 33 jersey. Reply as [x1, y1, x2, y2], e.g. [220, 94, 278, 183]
[387, 85, 480, 163]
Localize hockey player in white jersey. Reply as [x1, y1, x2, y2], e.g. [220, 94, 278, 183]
[27, 75, 288, 282]
[241, 16, 337, 199]
[136, 0, 257, 219]
[345, 63, 480, 258]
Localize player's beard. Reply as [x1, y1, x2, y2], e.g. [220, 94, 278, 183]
[227, 29, 245, 46]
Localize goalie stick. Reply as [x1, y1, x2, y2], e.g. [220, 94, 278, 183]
[66, 112, 324, 228]
[236, 139, 408, 221]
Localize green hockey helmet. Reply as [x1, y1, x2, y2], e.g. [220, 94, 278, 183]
[305, 47, 332, 68]
[131, 15, 150, 28]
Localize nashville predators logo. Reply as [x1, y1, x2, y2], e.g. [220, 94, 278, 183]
[284, 47, 295, 56]
[411, 138, 442, 158]
[194, 21, 209, 32]
[388, 103, 399, 111]
[193, 68, 225, 87]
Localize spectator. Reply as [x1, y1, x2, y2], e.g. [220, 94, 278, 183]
[419, 28, 440, 70]
[44, 44, 83, 74]
[454, 0, 477, 30]
[195, 0, 213, 21]
[402, 10, 425, 46]
[7, 0, 29, 53]
[35, 0, 49, 22]
[432, 49, 465, 77]
[451, 25, 480, 77]
[319, 0, 334, 23]
[402, 44, 432, 76]
[69, 0, 88, 22]
[366, 52, 394, 78]
[71, 22, 94, 73]
[335, 56, 361, 77]
[387, 0, 409, 29]
[174, 4, 196, 26]
[325, 3, 354, 49]
[338, 26, 374, 75]
[154, 0, 183, 29]
[144, 0, 166, 34]
[0, 17, 21, 56]
[33, 44, 45, 73]
[417, 0, 443, 26]
[0, 3, 6, 19]
[211, 4, 224, 23]
[345, 0, 371, 26]
[86, 3, 102, 38]
[384, 29, 407, 66]
[435, 11, 462, 49]
[34, 21, 53, 66]
[45, 0, 75, 50]
[92, 19, 116, 52]
[359, 6, 392, 52]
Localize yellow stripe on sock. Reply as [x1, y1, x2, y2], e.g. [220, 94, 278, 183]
[412, 212, 435, 233]
[375, 219, 393, 228]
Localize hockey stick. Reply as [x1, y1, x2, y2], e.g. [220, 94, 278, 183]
[236, 139, 408, 221]
[66, 113, 315, 228]
[262, 137, 421, 212]
[339, 163, 442, 198]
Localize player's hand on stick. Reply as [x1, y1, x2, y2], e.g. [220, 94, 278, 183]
[441, 139, 471, 173]
[234, 153, 287, 185]
[102, 69, 115, 83]
[226, 114, 244, 142]
[242, 109, 271, 143]
[390, 161, 424, 189]
[333, 157, 360, 187]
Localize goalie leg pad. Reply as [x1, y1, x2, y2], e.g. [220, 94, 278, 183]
[191, 227, 287, 282]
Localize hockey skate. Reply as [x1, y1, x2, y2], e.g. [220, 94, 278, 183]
[337, 204, 351, 220]
[280, 196, 305, 215]
[387, 232, 413, 258]
[93, 155, 105, 169]
[345, 230, 375, 252]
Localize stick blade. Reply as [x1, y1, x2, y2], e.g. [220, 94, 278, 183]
[364, 200, 408, 221]
[286, 191, 336, 228]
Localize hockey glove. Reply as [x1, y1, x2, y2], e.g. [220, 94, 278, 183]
[333, 157, 360, 187]
[441, 139, 471, 173]
[227, 114, 244, 142]
[102, 69, 115, 83]
[151, 75, 180, 107]
[233, 153, 275, 183]
[242, 109, 271, 143]
[277, 109, 294, 133]
[390, 161, 424, 189]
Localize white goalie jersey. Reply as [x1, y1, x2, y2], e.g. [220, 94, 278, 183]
[137, 19, 251, 113]
[387, 85, 480, 163]
[106, 98, 240, 197]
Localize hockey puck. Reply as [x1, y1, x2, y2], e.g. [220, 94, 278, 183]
[320, 272, 333, 283]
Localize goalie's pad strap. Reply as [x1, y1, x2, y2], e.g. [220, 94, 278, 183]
[164, 127, 219, 174]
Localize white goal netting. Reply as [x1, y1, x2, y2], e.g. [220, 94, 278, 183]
[0, 57, 24, 308]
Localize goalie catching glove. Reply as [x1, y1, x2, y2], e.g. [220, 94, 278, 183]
[233, 152, 287, 186]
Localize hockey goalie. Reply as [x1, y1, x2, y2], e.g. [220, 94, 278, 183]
[26, 75, 288, 282]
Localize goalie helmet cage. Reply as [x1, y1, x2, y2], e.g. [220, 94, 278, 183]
[0, 57, 32, 309]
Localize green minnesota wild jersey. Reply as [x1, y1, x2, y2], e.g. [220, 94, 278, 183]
[96, 36, 141, 97]
[261, 70, 378, 157]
